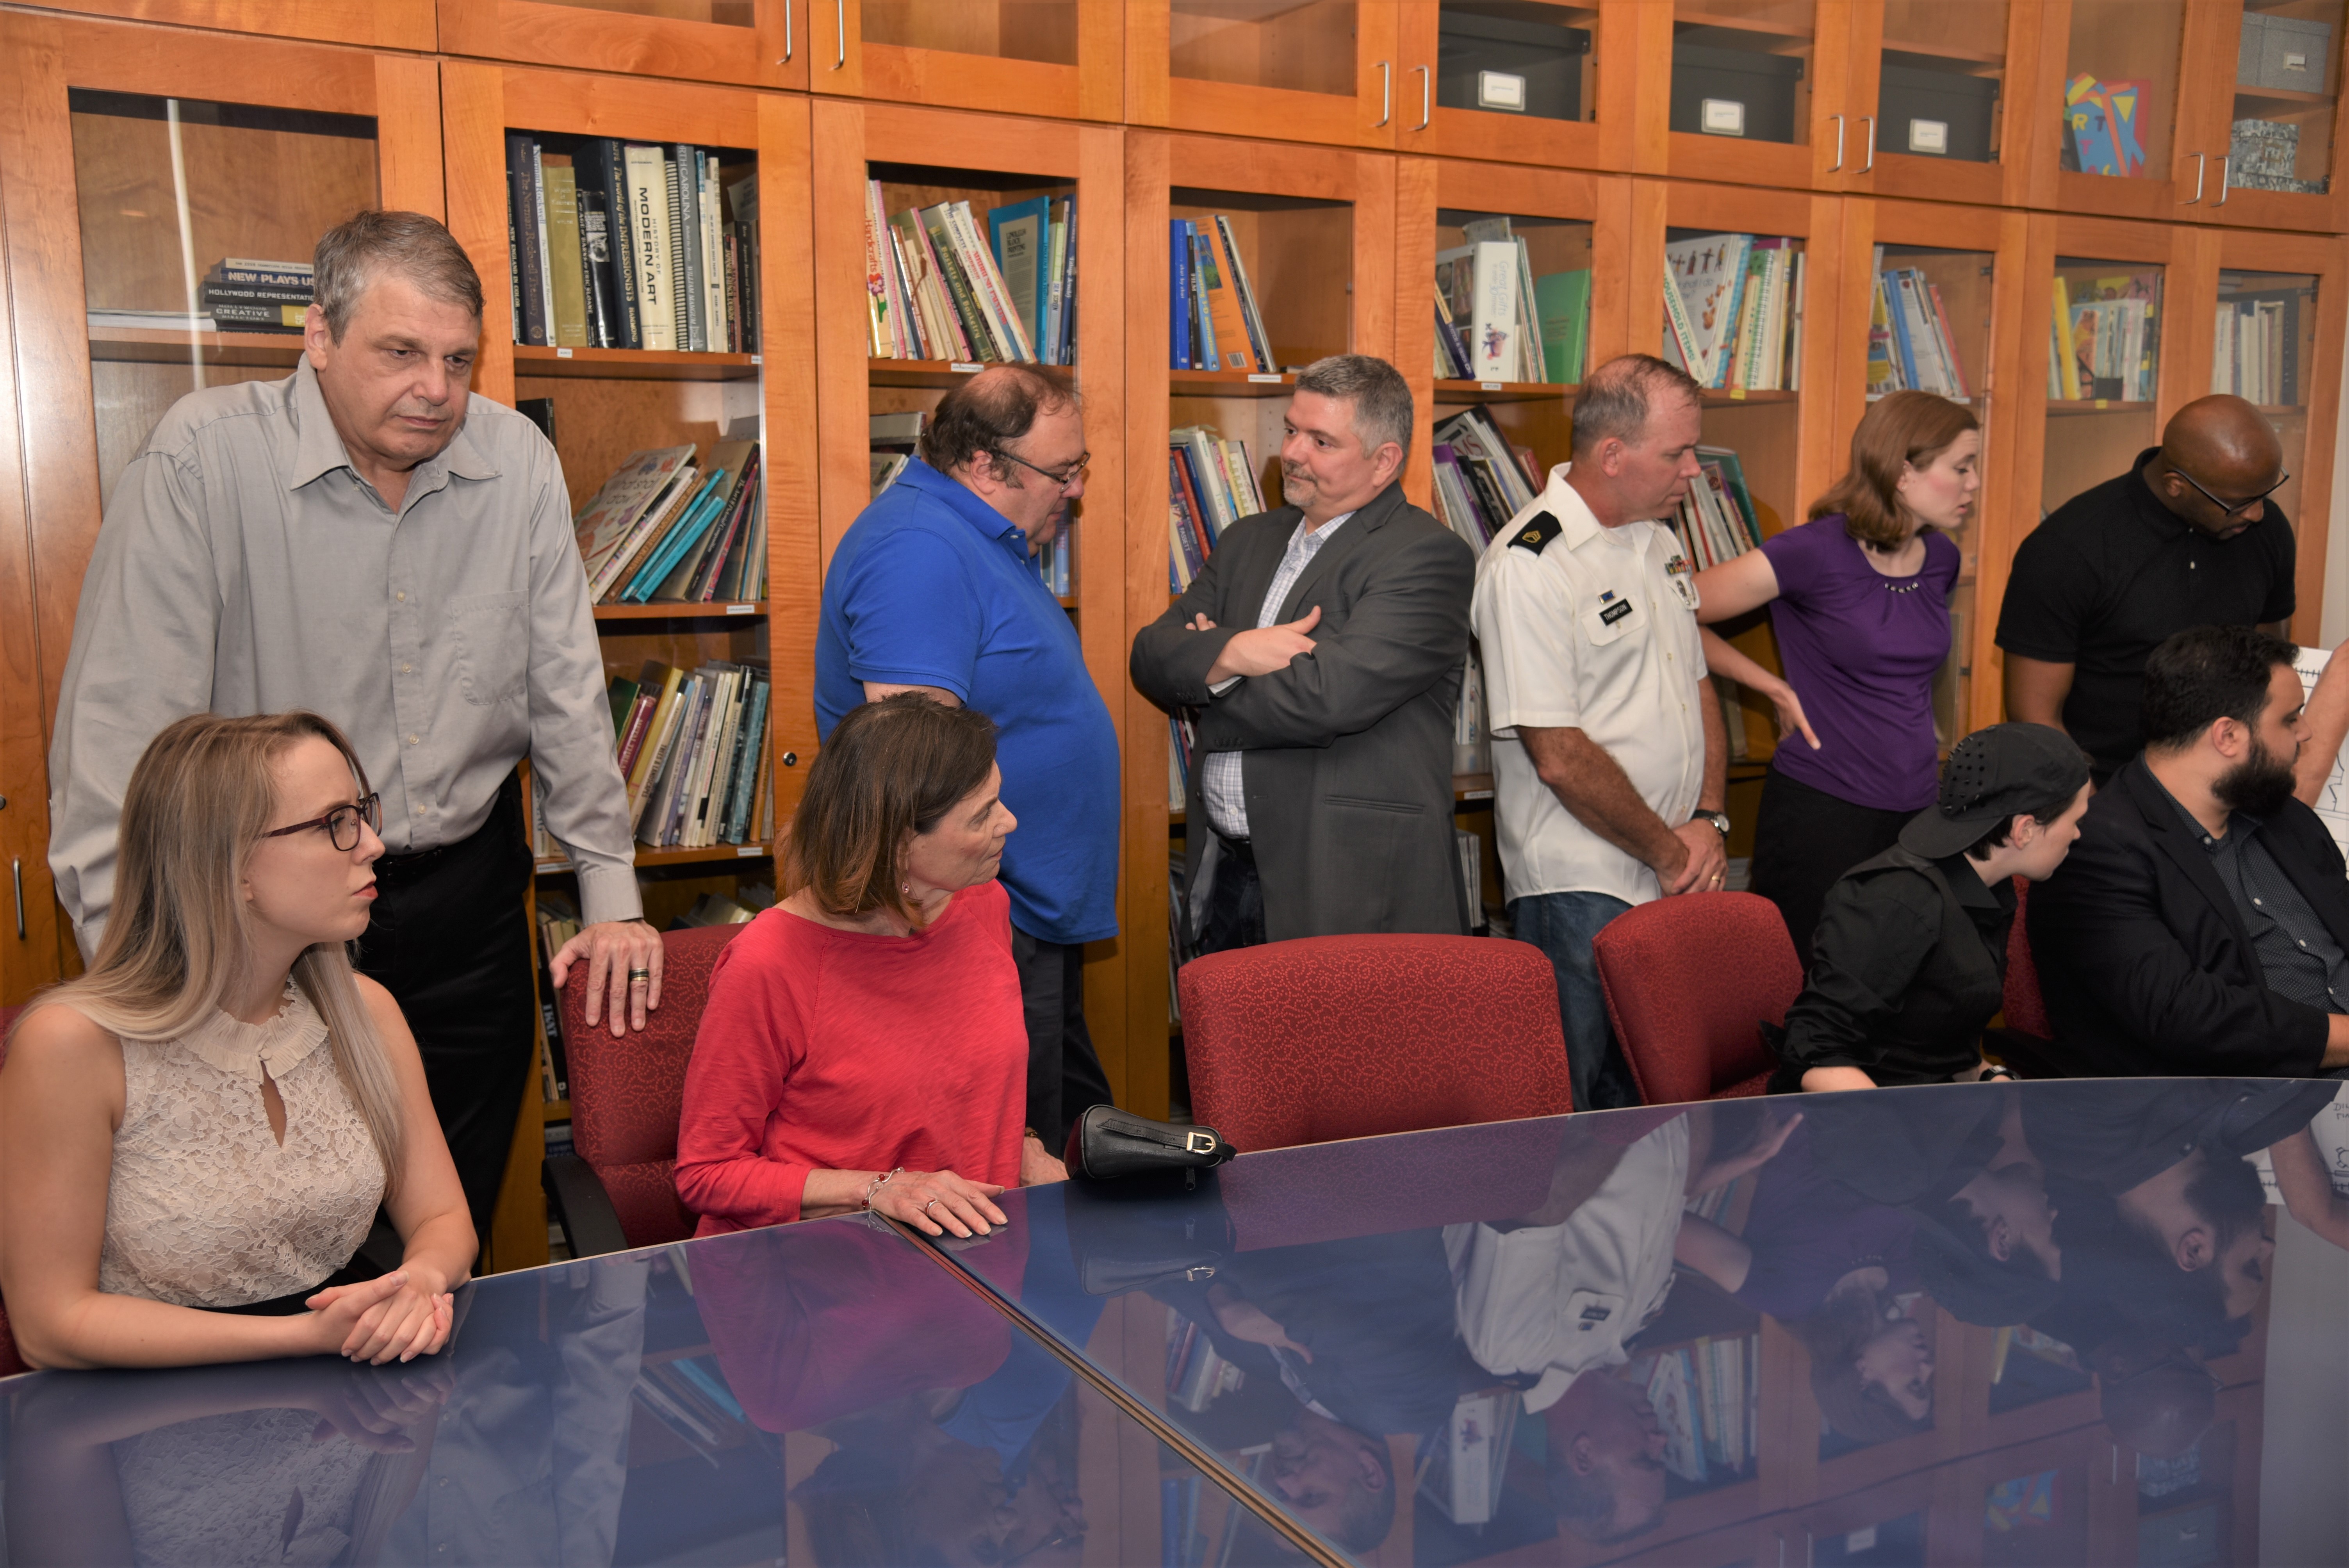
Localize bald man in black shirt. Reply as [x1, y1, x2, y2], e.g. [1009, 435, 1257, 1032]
[1998, 396, 2297, 782]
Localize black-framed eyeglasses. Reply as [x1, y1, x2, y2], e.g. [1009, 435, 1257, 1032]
[993, 447, 1090, 488]
[2173, 464, 2290, 520]
[263, 793, 382, 852]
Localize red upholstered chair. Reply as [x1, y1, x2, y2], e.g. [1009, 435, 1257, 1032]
[1177, 934, 1574, 1152]
[547, 923, 747, 1255]
[1591, 892, 1798, 1104]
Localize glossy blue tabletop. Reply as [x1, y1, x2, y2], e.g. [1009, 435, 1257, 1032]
[941, 1081, 2349, 1568]
[4, 1080, 2344, 1567]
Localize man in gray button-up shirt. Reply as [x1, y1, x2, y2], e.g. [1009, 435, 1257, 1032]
[48, 212, 660, 1234]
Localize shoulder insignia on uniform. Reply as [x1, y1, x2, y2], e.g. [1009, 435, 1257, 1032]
[1511, 510, 1563, 554]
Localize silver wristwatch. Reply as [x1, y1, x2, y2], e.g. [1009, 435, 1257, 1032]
[1693, 810, 1731, 838]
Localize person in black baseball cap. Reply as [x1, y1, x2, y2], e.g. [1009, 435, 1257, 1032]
[1766, 723, 2094, 1092]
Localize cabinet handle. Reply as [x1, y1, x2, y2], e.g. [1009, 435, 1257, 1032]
[1827, 113, 1845, 172]
[1375, 61, 1390, 127]
[2214, 153, 2232, 206]
[834, 0, 845, 68]
[2181, 150, 2205, 204]
[1859, 115, 1875, 173]
[11, 858, 22, 941]
[1415, 64, 1431, 131]
[780, 0, 791, 63]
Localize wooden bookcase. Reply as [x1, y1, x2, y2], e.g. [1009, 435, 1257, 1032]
[811, 0, 1123, 121]
[0, 8, 446, 992]
[1123, 131, 1396, 1110]
[22, 0, 435, 50]
[1393, 1, 1666, 173]
[438, 60, 816, 1271]
[1837, 0, 2046, 208]
[1128, 0, 1403, 149]
[437, 0, 805, 90]
[807, 98, 1137, 1100]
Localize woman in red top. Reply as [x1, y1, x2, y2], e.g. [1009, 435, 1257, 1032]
[676, 694, 1067, 1239]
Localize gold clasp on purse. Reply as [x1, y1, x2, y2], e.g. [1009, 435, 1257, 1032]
[1185, 1131, 1219, 1156]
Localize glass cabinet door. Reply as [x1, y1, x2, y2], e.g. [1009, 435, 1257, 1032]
[2042, 255, 2167, 513]
[1397, 1, 1626, 166]
[2053, 0, 2191, 210]
[2211, 0, 2347, 227]
[1164, 0, 1391, 145]
[860, 0, 1077, 64]
[1862, 0, 2017, 203]
[438, 0, 803, 89]
[1669, 0, 1822, 184]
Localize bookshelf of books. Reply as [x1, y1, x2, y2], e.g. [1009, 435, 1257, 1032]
[0, 11, 448, 994]
[1651, 182, 1845, 850]
[440, 60, 815, 1270]
[1836, 198, 2034, 736]
[2212, 226, 2349, 618]
[813, 1, 1122, 123]
[436, 0, 803, 90]
[1126, 131, 1395, 1110]
[811, 98, 1138, 1096]
[2032, 230, 2189, 535]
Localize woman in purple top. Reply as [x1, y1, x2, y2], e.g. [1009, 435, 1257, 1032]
[1695, 391, 1981, 962]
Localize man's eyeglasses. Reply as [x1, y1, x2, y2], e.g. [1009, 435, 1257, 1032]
[2173, 465, 2289, 521]
[263, 793, 382, 852]
[993, 448, 1090, 489]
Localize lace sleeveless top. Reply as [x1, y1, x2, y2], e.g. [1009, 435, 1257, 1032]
[99, 986, 386, 1309]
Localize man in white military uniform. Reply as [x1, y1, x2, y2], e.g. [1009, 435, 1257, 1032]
[1471, 353, 1730, 1110]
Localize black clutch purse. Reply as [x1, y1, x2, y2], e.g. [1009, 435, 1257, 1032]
[1063, 1105, 1237, 1183]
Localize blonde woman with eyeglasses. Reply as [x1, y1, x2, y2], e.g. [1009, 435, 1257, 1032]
[1, 711, 474, 1368]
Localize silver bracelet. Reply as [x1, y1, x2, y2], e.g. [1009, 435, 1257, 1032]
[862, 1167, 904, 1210]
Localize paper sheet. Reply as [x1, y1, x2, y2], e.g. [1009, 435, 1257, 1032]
[2293, 645, 2349, 863]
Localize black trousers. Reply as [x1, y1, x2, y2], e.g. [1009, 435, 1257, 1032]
[1748, 766, 1915, 970]
[1197, 838, 1266, 957]
[354, 774, 539, 1241]
[1010, 923, 1116, 1151]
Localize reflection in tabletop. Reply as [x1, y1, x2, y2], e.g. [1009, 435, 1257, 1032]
[0, 1210, 1278, 1567]
[941, 1080, 2349, 1567]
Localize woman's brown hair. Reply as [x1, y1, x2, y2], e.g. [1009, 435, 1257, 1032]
[782, 694, 999, 928]
[1809, 389, 1979, 550]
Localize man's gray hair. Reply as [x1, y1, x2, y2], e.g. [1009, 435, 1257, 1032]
[1295, 353, 1414, 461]
[1571, 353, 1702, 452]
[314, 210, 486, 340]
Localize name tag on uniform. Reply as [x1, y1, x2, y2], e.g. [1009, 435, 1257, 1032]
[1600, 600, 1634, 627]
[1583, 589, 1646, 646]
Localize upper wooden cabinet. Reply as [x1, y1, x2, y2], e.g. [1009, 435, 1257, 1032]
[438, 0, 807, 89]
[29, 0, 435, 50]
[1392, 3, 1664, 169]
[812, 0, 1122, 120]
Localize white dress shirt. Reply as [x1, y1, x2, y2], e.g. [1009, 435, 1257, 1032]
[1471, 465, 1707, 906]
[1445, 1116, 1688, 1411]
[1201, 511, 1354, 840]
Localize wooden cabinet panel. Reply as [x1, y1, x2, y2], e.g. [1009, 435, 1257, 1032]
[437, 0, 805, 90]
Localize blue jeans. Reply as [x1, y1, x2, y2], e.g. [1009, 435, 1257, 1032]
[1508, 891, 1643, 1111]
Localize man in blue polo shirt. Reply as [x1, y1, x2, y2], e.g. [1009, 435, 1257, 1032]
[816, 365, 1120, 1149]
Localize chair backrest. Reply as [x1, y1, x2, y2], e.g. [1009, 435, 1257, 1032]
[1177, 934, 1574, 1152]
[559, 923, 747, 1249]
[1592, 893, 1798, 1104]
[2002, 875, 2053, 1037]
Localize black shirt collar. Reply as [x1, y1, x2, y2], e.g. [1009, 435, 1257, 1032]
[1933, 851, 2008, 911]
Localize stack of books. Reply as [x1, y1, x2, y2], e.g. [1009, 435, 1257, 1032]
[2230, 119, 2325, 194]
[1663, 234, 1805, 394]
[2213, 282, 2310, 406]
[869, 409, 923, 499]
[504, 134, 759, 353]
[2061, 73, 2152, 178]
[1165, 1315, 1246, 1413]
[2049, 273, 2162, 402]
[1168, 712, 1197, 811]
[1433, 220, 1588, 384]
[570, 440, 767, 605]
[1169, 216, 1275, 373]
[1168, 427, 1266, 591]
[1866, 253, 1971, 400]
[611, 659, 774, 850]
[864, 186, 1073, 365]
[1428, 406, 1541, 551]
[1417, 1388, 1522, 1525]
[1666, 447, 1764, 570]
[199, 257, 313, 333]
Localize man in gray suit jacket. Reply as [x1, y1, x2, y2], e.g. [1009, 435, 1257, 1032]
[1132, 355, 1477, 951]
